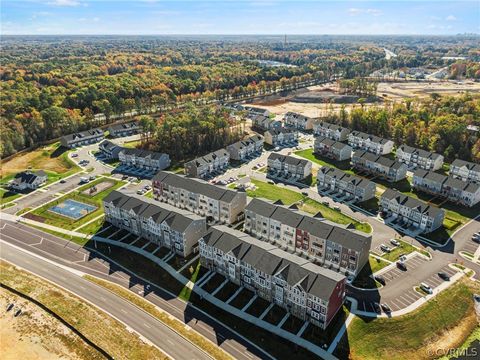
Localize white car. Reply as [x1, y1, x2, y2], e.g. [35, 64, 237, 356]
[380, 244, 391, 253]
[390, 239, 400, 247]
[420, 282, 433, 294]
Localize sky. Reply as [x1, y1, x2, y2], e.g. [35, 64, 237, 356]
[1, 0, 479, 35]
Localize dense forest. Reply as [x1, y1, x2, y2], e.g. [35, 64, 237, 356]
[323, 93, 480, 162]
[137, 104, 242, 162]
[1, 35, 479, 158]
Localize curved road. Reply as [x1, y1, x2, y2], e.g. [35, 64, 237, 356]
[1, 241, 210, 360]
[0, 219, 271, 360]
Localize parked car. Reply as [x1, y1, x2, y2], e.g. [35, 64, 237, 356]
[89, 175, 96, 181]
[438, 272, 450, 281]
[381, 303, 391, 313]
[59, 179, 66, 184]
[274, 146, 280, 151]
[71, 153, 78, 157]
[398, 255, 407, 262]
[396, 261, 407, 271]
[390, 239, 400, 247]
[374, 275, 386, 286]
[322, 201, 329, 206]
[144, 185, 151, 190]
[14, 308, 22, 317]
[136, 189, 144, 195]
[301, 191, 308, 196]
[420, 282, 433, 294]
[346, 275, 354, 284]
[6, 303, 14, 312]
[380, 244, 391, 253]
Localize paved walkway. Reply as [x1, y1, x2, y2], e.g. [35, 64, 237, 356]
[4, 213, 336, 360]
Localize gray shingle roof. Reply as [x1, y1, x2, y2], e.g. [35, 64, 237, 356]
[381, 189, 444, 218]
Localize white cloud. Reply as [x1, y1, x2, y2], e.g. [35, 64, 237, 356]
[446, 15, 457, 21]
[47, 0, 82, 7]
[348, 8, 382, 17]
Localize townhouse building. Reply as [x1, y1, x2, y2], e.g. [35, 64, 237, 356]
[103, 191, 206, 257]
[118, 148, 171, 172]
[283, 112, 314, 131]
[379, 189, 445, 233]
[10, 170, 47, 191]
[396, 145, 444, 171]
[227, 135, 264, 161]
[264, 128, 298, 147]
[199, 225, 346, 329]
[317, 166, 376, 202]
[184, 149, 230, 179]
[450, 159, 480, 183]
[98, 140, 122, 160]
[347, 131, 394, 155]
[108, 121, 140, 138]
[314, 136, 352, 161]
[413, 169, 480, 207]
[60, 128, 104, 149]
[251, 115, 282, 131]
[313, 121, 351, 142]
[244, 198, 371, 276]
[352, 150, 407, 182]
[244, 106, 270, 117]
[267, 153, 312, 183]
[152, 171, 247, 225]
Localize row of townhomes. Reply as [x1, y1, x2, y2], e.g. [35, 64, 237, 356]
[450, 159, 480, 183]
[379, 189, 445, 234]
[60, 128, 105, 149]
[347, 131, 394, 155]
[199, 225, 346, 329]
[99, 140, 122, 159]
[352, 150, 407, 182]
[413, 169, 480, 207]
[314, 136, 352, 161]
[252, 115, 282, 131]
[317, 166, 376, 202]
[396, 145, 444, 171]
[152, 171, 247, 225]
[108, 121, 140, 138]
[9, 170, 47, 191]
[313, 121, 351, 142]
[267, 153, 312, 185]
[283, 112, 314, 131]
[184, 135, 264, 179]
[103, 190, 206, 257]
[244, 106, 270, 117]
[118, 148, 171, 172]
[185, 149, 230, 179]
[227, 135, 264, 161]
[244, 198, 371, 276]
[264, 128, 298, 147]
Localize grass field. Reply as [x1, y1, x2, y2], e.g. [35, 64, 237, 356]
[294, 149, 353, 172]
[29, 177, 125, 230]
[0, 261, 168, 360]
[344, 279, 480, 360]
[0, 142, 80, 182]
[247, 179, 371, 233]
[76, 216, 106, 235]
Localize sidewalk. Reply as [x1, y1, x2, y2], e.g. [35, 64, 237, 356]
[5, 214, 336, 360]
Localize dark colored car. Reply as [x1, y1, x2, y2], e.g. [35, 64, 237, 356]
[396, 261, 407, 271]
[381, 303, 391, 313]
[438, 272, 450, 281]
[374, 275, 386, 285]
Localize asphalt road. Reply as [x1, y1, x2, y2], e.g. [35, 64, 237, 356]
[1, 241, 211, 360]
[0, 219, 270, 360]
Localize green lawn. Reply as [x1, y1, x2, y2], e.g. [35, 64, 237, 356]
[77, 216, 106, 235]
[378, 239, 430, 262]
[246, 179, 304, 205]
[122, 139, 142, 149]
[300, 198, 372, 233]
[247, 179, 371, 233]
[369, 256, 390, 273]
[345, 280, 480, 360]
[29, 177, 125, 231]
[294, 149, 353, 172]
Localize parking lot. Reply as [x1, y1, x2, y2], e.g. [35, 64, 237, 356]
[113, 164, 158, 179]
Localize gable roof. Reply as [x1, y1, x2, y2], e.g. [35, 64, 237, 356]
[381, 189, 444, 218]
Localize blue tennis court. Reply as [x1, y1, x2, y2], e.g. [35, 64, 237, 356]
[48, 199, 97, 220]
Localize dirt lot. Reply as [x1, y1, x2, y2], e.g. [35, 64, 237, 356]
[249, 81, 480, 117]
[0, 289, 96, 360]
[0, 142, 73, 179]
